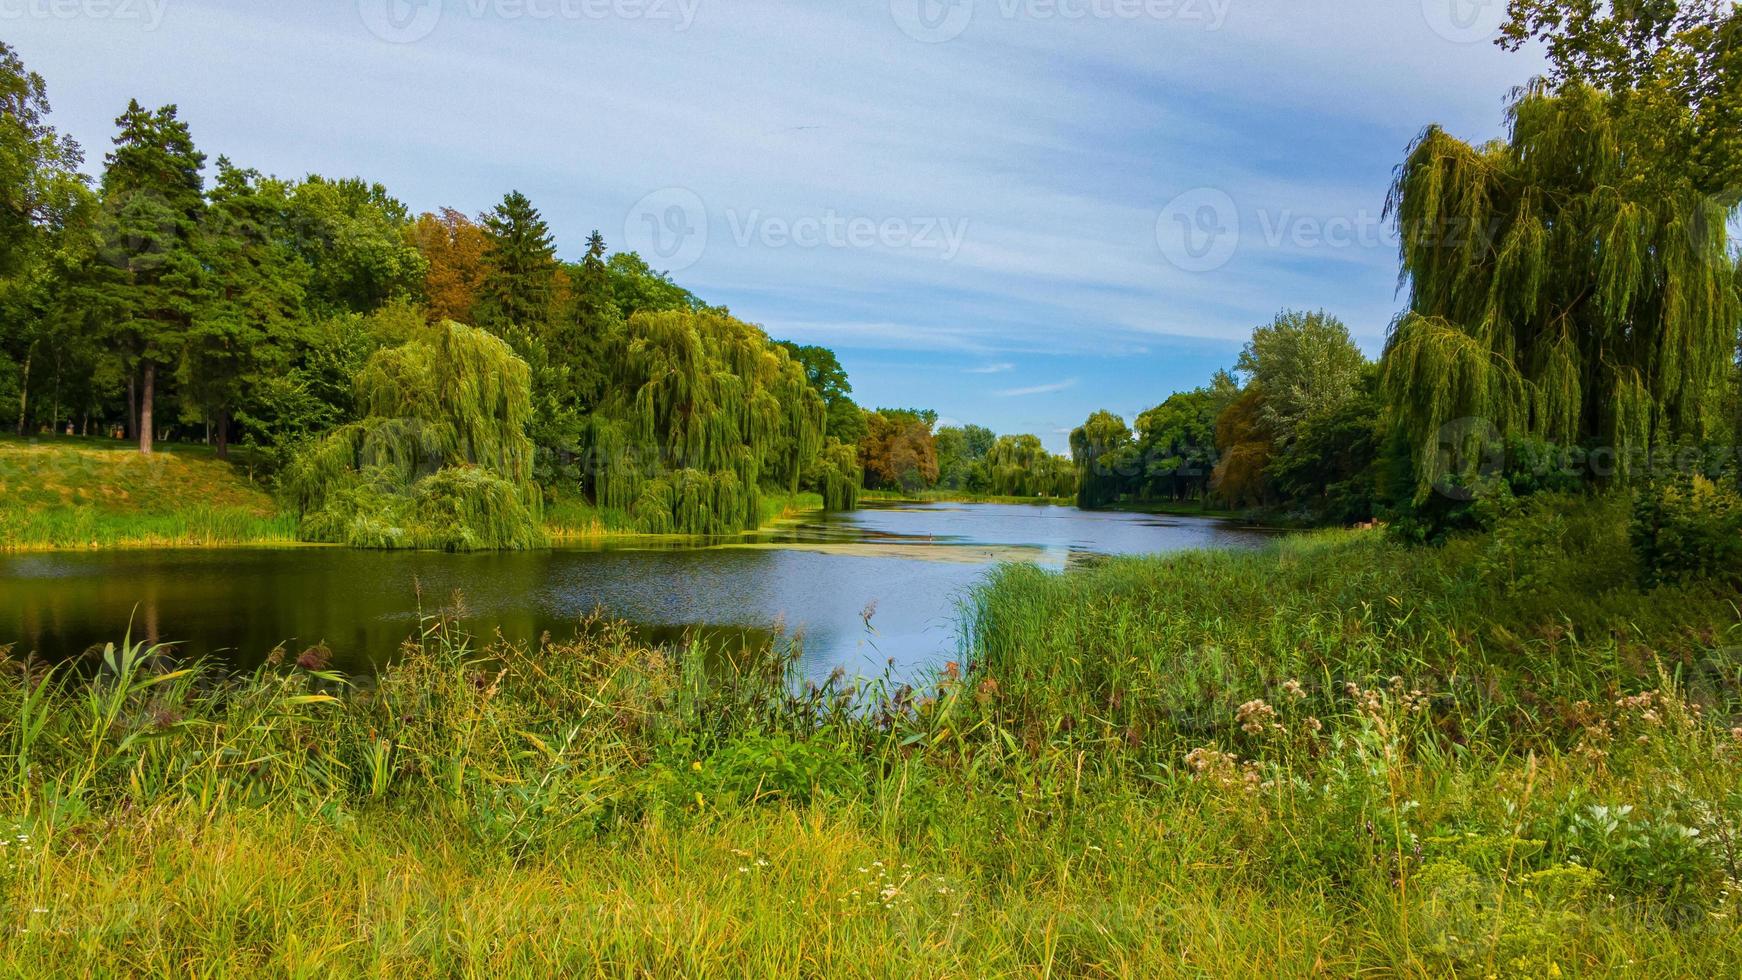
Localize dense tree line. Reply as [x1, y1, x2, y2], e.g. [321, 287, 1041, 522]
[1072, 2, 1742, 537]
[0, 42, 1077, 546]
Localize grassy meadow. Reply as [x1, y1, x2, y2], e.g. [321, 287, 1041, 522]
[0, 436, 298, 551]
[1, 492, 1739, 975]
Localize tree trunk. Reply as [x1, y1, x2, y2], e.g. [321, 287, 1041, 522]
[14, 351, 26, 436]
[127, 372, 138, 441]
[215, 409, 230, 460]
[139, 362, 155, 455]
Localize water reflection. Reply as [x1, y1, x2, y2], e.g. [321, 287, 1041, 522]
[1, 503, 1270, 683]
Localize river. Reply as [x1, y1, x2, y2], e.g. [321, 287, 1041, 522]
[1, 502, 1271, 681]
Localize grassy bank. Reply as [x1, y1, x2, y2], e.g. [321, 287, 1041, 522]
[1, 494, 1739, 974]
[0, 437, 829, 552]
[0, 436, 298, 551]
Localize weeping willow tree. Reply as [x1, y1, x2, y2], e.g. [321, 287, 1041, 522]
[286, 321, 545, 550]
[1384, 80, 1742, 496]
[583, 308, 827, 534]
[811, 437, 862, 511]
[985, 434, 1077, 498]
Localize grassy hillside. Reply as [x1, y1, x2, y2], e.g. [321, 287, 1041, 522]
[0, 436, 297, 551]
[0, 494, 1737, 974]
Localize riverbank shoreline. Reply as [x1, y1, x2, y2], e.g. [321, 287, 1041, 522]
[1, 492, 1737, 974]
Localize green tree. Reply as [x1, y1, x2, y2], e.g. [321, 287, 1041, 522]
[935, 423, 996, 491]
[1236, 310, 1368, 447]
[584, 308, 826, 533]
[985, 433, 1075, 498]
[554, 230, 623, 410]
[1499, 0, 1742, 191]
[0, 41, 92, 437]
[1267, 365, 1384, 523]
[1133, 371, 1238, 502]
[286, 320, 544, 551]
[606, 251, 705, 319]
[1384, 78, 1740, 495]
[184, 159, 308, 458]
[288, 176, 425, 314]
[474, 190, 559, 338]
[1070, 410, 1135, 509]
[92, 99, 207, 454]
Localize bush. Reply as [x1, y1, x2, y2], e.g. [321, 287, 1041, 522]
[1630, 476, 1742, 588]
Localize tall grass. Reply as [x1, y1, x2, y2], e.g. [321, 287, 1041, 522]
[1, 493, 1739, 974]
[0, 436, 297, 552]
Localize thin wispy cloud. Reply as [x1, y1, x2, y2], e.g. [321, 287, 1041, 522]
[999, 379, 1078, 398]
[965, 362, 1015, 374]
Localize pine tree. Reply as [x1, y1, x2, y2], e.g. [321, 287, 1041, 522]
[92, 100, 206, 454]
[184, 159, 308, 458]
[474, 190, 558, 338]
[552, 229, 622, 410]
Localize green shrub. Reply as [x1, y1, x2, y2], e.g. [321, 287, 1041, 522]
[1630, 476, 1742, 588]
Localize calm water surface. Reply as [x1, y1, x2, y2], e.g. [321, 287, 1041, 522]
[1, 503, 1270, 682]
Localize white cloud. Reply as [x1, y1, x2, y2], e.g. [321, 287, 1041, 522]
[999, 379, 1079, 397]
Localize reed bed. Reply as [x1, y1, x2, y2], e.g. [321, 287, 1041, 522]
[1, 493, 1739, 975]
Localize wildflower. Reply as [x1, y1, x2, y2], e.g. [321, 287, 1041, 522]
[1281, 679, 1305, 701]
[1731, 726, 1742, 743]
[1304, 717, 1323, 733]
[1236, 699, 1276, 735]
[295, 644, 332, 671]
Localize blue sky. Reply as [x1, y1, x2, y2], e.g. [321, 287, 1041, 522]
[12, 0, 1541, 450]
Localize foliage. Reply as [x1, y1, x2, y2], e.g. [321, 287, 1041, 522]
[934, 423, 996, 492]
[858, 408, 938, 493]
[405, 207, 488, 324]
[4, 497, 1742, 972]
[585, 308, 825, 534]
[1211, 386, 1271, 509]
[1384, 79, 1741, 496]
[473, 190, 559, 337]
[1236, 309, 1368, 445]
[983, 433, 1075, 498]
[1069, 409, 1134, 509]
[1266, 366, 1384, 523]
[1630, 474, 1742, 588]
[286, 321, 544, 550]
[1132, 372, 1237, 502]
